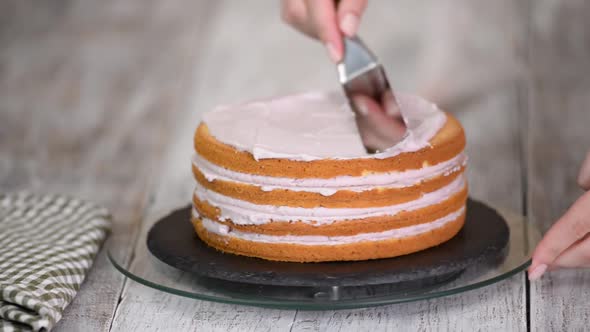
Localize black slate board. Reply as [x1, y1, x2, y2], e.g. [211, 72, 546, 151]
[147, 199, 509, 287]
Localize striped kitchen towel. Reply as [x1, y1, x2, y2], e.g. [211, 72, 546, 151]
[0, 192, 111, 332]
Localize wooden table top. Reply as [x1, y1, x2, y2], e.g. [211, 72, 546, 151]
[1, 1, 589, 331]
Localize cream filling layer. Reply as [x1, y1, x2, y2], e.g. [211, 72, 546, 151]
[193, 152, 467, 196]
[197, 206, 465, 245]
[203, 92, 447, 161]
[194, 175, 466, 226]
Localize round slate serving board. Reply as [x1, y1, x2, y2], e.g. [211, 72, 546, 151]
[147, 199, 509, 287]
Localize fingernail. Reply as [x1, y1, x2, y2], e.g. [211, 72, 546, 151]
[325, 42, 340, 63]
[340, 13, 359, 36]
[528, 264, 548, 281]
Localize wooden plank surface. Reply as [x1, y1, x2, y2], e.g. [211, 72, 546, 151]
[527, 78, 590, 330]
[527, 1, 590, 330]
[0, 0, 209, 331]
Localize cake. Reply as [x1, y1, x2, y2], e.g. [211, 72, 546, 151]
[191, 92, 468, 262]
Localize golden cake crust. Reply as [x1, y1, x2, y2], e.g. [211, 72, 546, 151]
[194, 113, 465, 178]
[192, 212, 466, 262]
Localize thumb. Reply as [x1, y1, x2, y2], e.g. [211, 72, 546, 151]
[305, 0, 342, 63]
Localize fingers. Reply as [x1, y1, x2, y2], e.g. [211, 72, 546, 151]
[282, 0, 369, 63]
[578, 150, 590, 190]
[305, 0, 342, 63]
[529, 150, 590, 280]
[337, 0, 368, 36]
[528, 190, 590, 280]
[552, 234, 590, 269]
[281, 0, 317, 39]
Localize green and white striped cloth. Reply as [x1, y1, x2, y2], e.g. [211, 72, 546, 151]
[0, 192, 111, 332]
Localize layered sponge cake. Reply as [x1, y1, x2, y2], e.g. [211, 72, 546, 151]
[191, 92, 468, 262]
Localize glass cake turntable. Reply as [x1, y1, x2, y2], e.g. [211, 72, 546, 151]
[109, 198, 541, 310]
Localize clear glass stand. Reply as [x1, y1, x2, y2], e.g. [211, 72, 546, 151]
[109, 203, 540, 310]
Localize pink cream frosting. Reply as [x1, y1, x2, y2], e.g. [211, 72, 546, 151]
[193, 152, 466, 196]
[197, 207, 465, 245]
[193, 175, 466, 226]
[202, 91, 447, 161]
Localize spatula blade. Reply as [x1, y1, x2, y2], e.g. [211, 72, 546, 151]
[337, 36, 407, 153]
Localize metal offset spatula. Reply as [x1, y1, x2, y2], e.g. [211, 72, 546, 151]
[337, 36, 408, 153]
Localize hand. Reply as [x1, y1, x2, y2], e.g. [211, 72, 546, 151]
[281, 0, 368, 63]
[528, 150, 590, 280]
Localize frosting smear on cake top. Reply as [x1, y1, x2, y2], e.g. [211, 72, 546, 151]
[203, 91, 446, 161]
